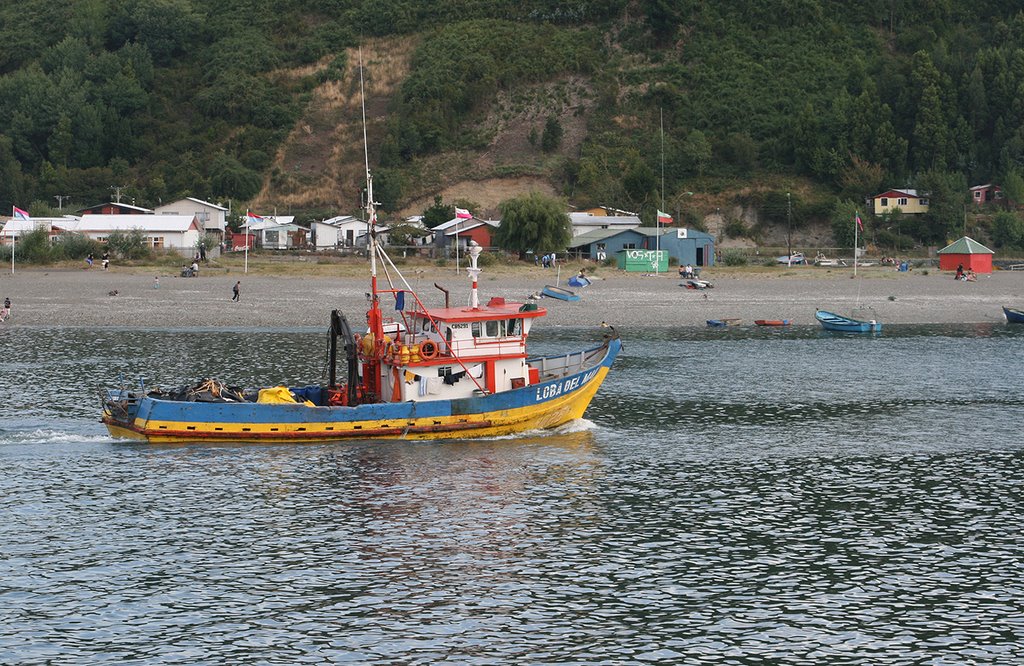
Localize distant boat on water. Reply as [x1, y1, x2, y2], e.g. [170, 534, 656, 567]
[815, 310, 882, 333]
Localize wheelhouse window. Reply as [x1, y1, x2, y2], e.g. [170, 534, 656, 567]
[471, 322, 481, 338]
[507, 318, 522, 335]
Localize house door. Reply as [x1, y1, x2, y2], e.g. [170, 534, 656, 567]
[696, 246, 704, 266]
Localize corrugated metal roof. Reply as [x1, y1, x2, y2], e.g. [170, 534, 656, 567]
[937, 236, 994, 254]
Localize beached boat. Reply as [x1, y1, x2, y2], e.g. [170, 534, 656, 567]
[540, 285, 581, 302]
[567, 274, 591, 288]
[754, 319, 791, 326]
[1003, 306, 1024, 323]
[815, 310, 882, 333]
[102, 170, 619, 443]
[707, 318, 742, 327]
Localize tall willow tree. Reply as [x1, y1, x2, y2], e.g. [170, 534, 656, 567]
[494, 192, 570, 259]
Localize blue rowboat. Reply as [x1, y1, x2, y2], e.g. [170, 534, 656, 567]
[815, 310, 882, 333]
[1004, 306, 1024, 323]
[707, 318, 742, 327]
[541, 285, 580, 302]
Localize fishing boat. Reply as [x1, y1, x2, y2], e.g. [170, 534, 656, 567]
[102, 220, 619, 443]
[1003, 306, 1024, 323]
[815, 310, 882, 333]
[754, 319, 791, 326]
[707, 318, 742, 327]
[540, 285, 581, 302]
[101, 72, 619, 443]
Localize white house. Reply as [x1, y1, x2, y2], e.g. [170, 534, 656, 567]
[311, 215, 363, 249]
[65, 214, 203, 251]
[246, 216, 306, 249]
[1, 216, 81, 244]
[154, 197, 229, 236]
[568, 212, 642, 237]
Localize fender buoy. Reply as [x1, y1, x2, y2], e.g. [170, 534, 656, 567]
[420, 340, 438, 360]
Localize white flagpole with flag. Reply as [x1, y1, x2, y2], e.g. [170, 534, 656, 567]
[454, 208, 471, 275]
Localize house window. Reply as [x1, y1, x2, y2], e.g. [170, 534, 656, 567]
[898, 198, 908, 206]
[974, 191, 982, 199]
[266, 230, 279, 244]
[919, 199, 929, 206]
[152, 237, 164, 248]
[623, 243, 637, 249]
[880, 198, 888, 207]
[995, 191, 1003, 199]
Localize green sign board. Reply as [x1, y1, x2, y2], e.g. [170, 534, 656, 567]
[617, 249, 668, 272]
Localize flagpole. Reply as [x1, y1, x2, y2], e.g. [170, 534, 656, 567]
[244, 217, 249, 274]
[455, 223, 460, 274]
[657, 107, 664, 276]
[854, 211, 858, 277]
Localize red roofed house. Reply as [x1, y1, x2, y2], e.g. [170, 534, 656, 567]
[871, 189, 929, 215]
[969, 184, 1003, 206]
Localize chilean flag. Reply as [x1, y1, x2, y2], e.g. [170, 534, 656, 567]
[245, 210, 264, 226]
[657, 209, 673, 225]
[455, 207, 472, 219]
[856, 213, 863, 231]
[12, 206, 30, 221]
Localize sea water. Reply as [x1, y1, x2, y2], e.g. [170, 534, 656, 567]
[1, 325, 1023, 663]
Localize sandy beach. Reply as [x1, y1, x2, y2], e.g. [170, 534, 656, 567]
[0, 261, 1022, 330]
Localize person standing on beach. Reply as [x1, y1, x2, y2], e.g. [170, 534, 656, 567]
[232, 281, 240, 302]
[86, 253, 94, 268]
[153, 276, 160, 289]
[102, 250, 110, 271]
[0, 297, 10, 322]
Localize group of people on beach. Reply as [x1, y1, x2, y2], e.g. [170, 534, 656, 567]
[85, 251, 111, 270]
[954, 263, 978, 281]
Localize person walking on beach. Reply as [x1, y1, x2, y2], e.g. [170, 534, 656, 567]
[153, 276, 160, 289]
[232, 281, 241, 302]
[0, 297, 10, 322]
[102, 251, 110, 271]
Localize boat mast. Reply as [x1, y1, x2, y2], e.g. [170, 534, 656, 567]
[359, 49, 384, 400]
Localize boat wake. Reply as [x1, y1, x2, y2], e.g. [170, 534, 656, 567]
[0, 428, 111, 447]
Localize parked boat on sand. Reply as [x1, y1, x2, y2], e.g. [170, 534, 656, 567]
[540, 285, 581, 302]
[754, 319, 792, 326]
[1003, 306, 1024, 323]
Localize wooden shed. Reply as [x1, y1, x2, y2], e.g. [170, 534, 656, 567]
[937, 236, 994, 273]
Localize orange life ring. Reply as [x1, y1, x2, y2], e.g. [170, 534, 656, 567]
[420, 340, 438, 360]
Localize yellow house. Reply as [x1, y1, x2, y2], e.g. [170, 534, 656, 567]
[871, 189, 930, 215]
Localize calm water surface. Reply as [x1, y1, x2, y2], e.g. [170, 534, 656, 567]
[1, 325, 1023, 664]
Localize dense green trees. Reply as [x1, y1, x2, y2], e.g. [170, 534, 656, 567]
[2, 1, 1024, 250]
[493, 192, 570, 257]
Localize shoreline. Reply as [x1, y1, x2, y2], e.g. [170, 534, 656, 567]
[0, 264, 1021, 330]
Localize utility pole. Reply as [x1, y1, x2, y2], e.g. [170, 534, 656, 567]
[110, 185, 126, 203]
[54, 195, 69, 211]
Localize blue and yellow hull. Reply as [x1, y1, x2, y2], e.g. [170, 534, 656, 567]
[103, 338, 620, 443]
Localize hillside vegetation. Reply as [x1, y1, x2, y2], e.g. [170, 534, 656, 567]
[3, 1, 1024, 250]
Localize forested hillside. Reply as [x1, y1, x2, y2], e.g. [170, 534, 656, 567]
[3, 0, 1024, 249]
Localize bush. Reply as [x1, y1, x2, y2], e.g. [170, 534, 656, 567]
[107, 229, 152, 260]
[55, 232, 101, 260]
[15, 228, 56, 264]
[721, 251, 748, 266]
[724, 217, 748, 238]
